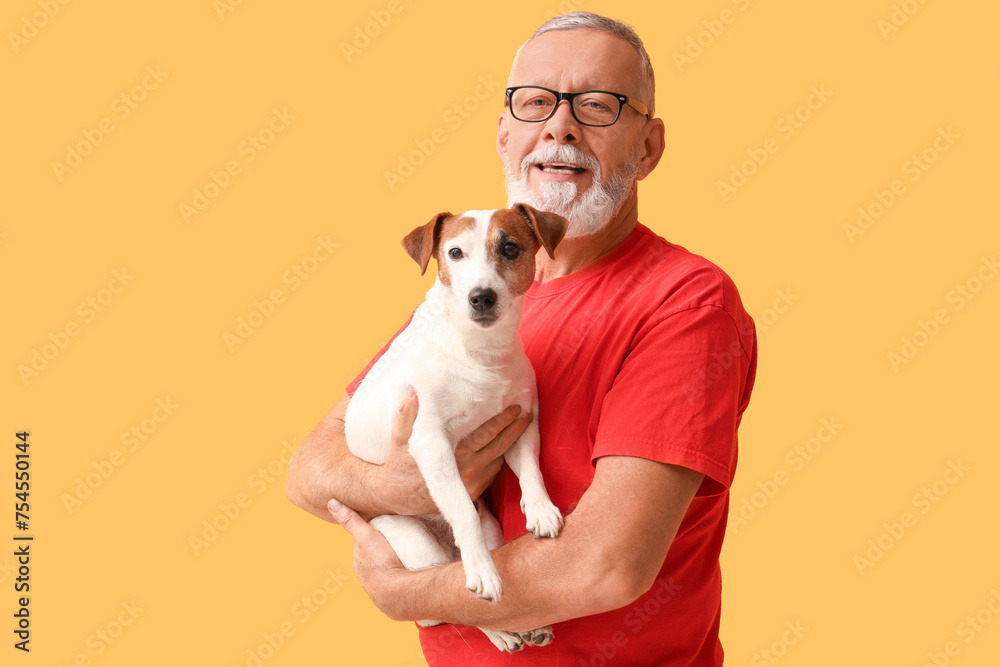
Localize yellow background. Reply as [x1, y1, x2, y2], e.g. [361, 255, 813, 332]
[3, 0, 998, 665]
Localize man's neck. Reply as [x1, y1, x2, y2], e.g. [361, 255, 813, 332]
[534, 197, 639, 283]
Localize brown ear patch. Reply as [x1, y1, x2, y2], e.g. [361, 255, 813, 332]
[511, 203, 569, 259]
[402, 212, 451, 275]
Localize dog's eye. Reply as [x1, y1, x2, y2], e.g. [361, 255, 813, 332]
[448, 247, 463, 260]
[502, 243, 521, 259]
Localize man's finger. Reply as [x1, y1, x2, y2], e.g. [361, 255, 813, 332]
[468, 454, 507, 500]
[475, 412, 531, 463]
[328, 498, 380, 541]
[390, 385, 419, 446]
[482, 455, 505, 484]
[463, 404, 522, 453]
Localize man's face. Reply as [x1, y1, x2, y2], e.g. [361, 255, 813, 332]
[498, 28, 657, 237]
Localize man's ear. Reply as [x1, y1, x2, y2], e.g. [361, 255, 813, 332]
[635, 117, 666, 182]
[402, 212, 451, 275]
[496, 112, 509, 166]
[512, 203, 568, 259]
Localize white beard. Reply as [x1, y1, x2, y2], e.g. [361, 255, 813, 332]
[505, 144, 640, 239]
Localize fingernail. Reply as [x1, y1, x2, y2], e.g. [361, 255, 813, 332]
[407, 384, 416, 399]
[328, 498, 343, 513]
[512, 405, 522, 417]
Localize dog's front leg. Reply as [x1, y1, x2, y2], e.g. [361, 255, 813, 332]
[503, 406, 564, 539]
[474, 501, 556, 653]
[408, 419, 503, 603]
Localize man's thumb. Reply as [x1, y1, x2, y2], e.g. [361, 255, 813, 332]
[328, 499, 370, 537]
[390, 385, 419, 447]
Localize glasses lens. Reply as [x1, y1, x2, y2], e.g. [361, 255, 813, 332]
[510, 88, 557, 121]
[571, 91, 620, 126]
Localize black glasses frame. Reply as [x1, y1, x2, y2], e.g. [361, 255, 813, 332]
[505, 85, 650, 127]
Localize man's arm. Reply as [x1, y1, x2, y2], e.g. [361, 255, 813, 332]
[286, 391, 529, 522]
[332, 451, 703, 632]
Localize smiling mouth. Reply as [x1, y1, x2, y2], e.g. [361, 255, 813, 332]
[537, 162, 587, 175]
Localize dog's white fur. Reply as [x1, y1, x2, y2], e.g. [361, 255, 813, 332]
[344, 207, 565, 652]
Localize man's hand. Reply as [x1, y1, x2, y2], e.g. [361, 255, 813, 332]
[367, 388, 531, 516]
[323, 391, 532, 620]
[286, 388, 531, 522]
[328, 498, 412, 621]
[456, 403, 530, 501]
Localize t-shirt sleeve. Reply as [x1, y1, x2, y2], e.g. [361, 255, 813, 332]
[345, 311, 416, 397]
[592, 304, 756, 496]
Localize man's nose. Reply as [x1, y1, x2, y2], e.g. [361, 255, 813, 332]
[469, 287, 497, 313]
[543, 100, 581, 143]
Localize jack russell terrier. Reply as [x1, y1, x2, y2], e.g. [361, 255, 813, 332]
[344, 204, 568, 652]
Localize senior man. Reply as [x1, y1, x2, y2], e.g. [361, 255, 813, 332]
[287, 11, 757, 665]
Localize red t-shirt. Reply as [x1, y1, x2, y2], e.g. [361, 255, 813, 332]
[347, 222, 757, 666]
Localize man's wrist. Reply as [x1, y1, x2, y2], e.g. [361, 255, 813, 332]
[385, 561, 449, 623]
[376, 463, 431, 516]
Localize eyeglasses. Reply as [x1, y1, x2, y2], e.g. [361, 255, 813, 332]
[505, 86, 650, 127]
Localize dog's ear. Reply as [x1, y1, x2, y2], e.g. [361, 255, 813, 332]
[512, 203, 569, 259]
[402, 212, 451, 275]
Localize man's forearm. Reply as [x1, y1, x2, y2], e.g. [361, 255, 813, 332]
[387, 512, 626, 632]
[374, 458, 704, 632]
[287, 398, 404, 522]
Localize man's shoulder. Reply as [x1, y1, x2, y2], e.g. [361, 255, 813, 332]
[626, 223, 746, 316]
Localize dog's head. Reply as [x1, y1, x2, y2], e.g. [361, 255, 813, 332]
[402, 204, 568, 327]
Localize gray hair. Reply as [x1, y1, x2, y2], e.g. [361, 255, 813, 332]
[512, 11, 655, 116]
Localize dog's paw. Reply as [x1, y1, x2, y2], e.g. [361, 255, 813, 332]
[523, 498, 564, 538]
[465, 562, 503, 603]
[481, 628, 525, 653]
[520, 626, 554, 647]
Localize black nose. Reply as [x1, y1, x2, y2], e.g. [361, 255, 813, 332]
[469, 288, 497, 313]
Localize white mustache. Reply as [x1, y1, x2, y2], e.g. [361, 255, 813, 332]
[519, 145, 601, 177]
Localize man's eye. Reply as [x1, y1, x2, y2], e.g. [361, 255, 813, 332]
[448, 248, 463, 260]
[519, 94, 554, 110]
[502, 243, 520, 259]
[581, 98, 612, 112]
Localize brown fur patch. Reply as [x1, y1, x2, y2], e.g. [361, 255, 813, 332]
[487, 209, 541, 296]
[402, 212, 451, 276]
[435, 215, 477, 287]
[512, 204, 569, 259]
